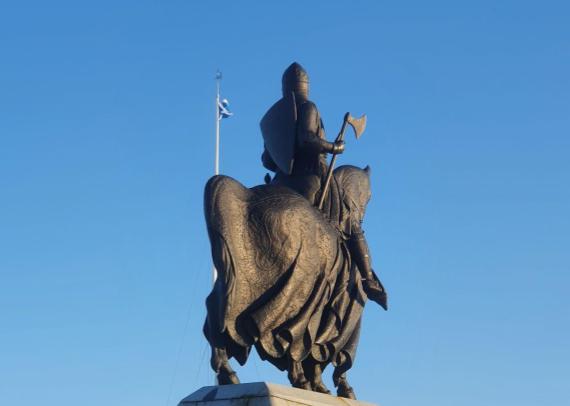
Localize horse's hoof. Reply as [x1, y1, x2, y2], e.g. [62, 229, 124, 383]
[311, 381, 331, 394]
[337, 384, 356, 399]
[292, 379, 312, 391]
[217, 370, 240, 385]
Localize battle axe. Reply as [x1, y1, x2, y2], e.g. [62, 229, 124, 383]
[317, 112, 367, 210]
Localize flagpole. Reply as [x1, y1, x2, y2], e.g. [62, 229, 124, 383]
[213, 71, 222, 285]
[212, 70, 223, 385]
[215, 71, 221, 176]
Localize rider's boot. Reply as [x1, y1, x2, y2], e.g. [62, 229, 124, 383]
[348, 231, 388, 310]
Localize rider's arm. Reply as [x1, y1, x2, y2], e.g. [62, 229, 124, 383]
[297, 102, 344, 155]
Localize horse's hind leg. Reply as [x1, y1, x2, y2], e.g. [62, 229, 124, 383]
[211, 346, 240, 385]
[333, 369, 356, 399]
[302, 358, 330, 394]
[287, 359, 311, 390]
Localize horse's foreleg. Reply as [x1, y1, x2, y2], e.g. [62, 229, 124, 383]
[333, 370, 356, 399]
[210, 346, 240, 385]
[287, 359, 311, 390]
[302, 358, 330, 394]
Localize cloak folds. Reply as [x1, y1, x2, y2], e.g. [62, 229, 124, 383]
[203, 170, 367, 372]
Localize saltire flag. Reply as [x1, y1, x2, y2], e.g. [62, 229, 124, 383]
[218, 98, 233, 120]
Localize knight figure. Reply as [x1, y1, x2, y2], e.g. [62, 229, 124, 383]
[260, 62, 386, 306]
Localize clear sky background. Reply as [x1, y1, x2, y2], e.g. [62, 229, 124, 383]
[1, 1, 569, 405]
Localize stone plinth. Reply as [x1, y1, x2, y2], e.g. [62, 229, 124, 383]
[178, 382, 377, 406]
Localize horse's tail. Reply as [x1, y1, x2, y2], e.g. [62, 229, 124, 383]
[203, 175, 251, 361]
[204, 174, 250, 277]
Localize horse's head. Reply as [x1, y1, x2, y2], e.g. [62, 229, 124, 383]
[334, 165, 372, 224]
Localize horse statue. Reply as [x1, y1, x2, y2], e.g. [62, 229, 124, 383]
[203, 165, 381, 399]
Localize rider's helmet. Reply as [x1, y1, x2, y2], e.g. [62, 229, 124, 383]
[282, 62, 309, 99]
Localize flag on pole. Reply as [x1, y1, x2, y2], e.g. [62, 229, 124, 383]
[218, 98, 233, 120]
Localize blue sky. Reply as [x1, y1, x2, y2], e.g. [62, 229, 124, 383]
[1, 1, 569, 405]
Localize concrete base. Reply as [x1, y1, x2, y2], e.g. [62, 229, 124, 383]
[178, 382, 377, 406]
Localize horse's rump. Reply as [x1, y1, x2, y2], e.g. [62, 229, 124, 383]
[204, 175, 349, 367]
[204, 167, 369, 369]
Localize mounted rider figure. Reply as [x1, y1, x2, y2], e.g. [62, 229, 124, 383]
[260, 62, 387, 309]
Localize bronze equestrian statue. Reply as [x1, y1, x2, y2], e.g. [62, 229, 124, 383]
[203, 62, 387, 399]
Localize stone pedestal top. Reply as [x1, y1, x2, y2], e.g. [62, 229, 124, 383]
[178, 382, 377, 406]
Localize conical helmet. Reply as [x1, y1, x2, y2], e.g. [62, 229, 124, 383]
[282, 62, 309, 97]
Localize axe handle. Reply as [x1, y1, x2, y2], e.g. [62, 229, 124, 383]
[318, 113, 350, 210]
[318, 154, 338, 210]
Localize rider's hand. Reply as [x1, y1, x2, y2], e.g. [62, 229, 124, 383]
[332, 141, 345, 154]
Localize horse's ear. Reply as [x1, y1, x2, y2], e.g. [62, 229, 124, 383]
[364, 165, 371, 175]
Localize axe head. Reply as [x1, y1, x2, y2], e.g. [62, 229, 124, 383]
[347, 114, 367, 139]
